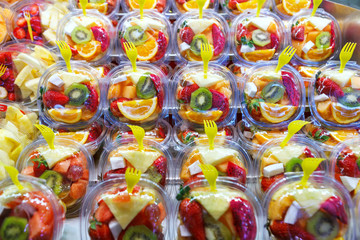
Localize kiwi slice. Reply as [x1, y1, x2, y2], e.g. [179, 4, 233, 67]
[252, 29, 271, 47]
[315, 32, 331, 49]
[0, 216, 29, 240]
[40, 170, 63, 195]
[71, 26, 92, 45]
[338, 92, 360, 108]
[190, 35, 208, 56]
[65, 83, 90, 106]
[204, 215, 231, 240]
[123, 225, 157, 240]
[124, 26, 148, 47]
[147, 166, 162, 184]
[285, 158, 303, 172]
[261, 81, 285, 103]
[136, 74, 156, 99]
[190, 87, 212, 111]
[307, 211, 339, 240]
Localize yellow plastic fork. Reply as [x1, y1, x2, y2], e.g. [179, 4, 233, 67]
[138, 0, 146, 19]
[201, 43, 213, 79]
[204, 120, 217, 150]
[124, 42, 138, 72]
[34, 124, 55, 150]
[80, 0, 88, 16]
[128, 125, 145, 151]
[56, 41, 72, 73]
[24, 11, 33, 42]
[200, 164, 218, 191]
[196, 0, 206, 19]
[0, 64, 7, 78]
[311, 0, 323, 17]
[275, 46, 296, 73]
[0, 162, 24, 190]
[339, 42, 357, 73]
[280, 120, 309, 148]
[256, 0, 266, 17]
[125, 168, 141, 193]
[300, 158, 324, 188]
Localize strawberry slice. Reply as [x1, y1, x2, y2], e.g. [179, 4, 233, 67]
[29, 4, 40, 16]
[210, 89, 229, 121]
[88, 219, 114, 240]
[154, 31, 168, 61]
[84, 83, 99, 112]
[270, 220, 315, 240]
[337, 148, 360, 177]
[320, 196, 348, 224]
[110, 98, 128, 117]
[43, 90, 69, 108]
[212, 24, 225, 57]
[261, 174, 284, 192]
[236, 23, 250, 42]
[150, 74, 164, 108]
[230, 197, 257, 240]
[282, 71, 300, 106]
[177, 84, 199, 104]
[91, 26, 110, 52]
[179, 198, 205, 240]
[226, 161, 246, 184]
[30, 16, 42, 33]
[13, 27, 26, 39]
[152, 156, 167, 186]
[32, 156, 49, 177]
[179, 27, 195, 45]
[315, 77, 344, 98]
[16, 17, 27, 28]
[291, 25, 305, 41]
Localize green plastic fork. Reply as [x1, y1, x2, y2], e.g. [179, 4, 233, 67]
[275, 46, 296, 73]
[196, 0, 206, 19]
[128, 125, 145, 151]
[201, 43, 213, 79]
[0, 162, 24, 190]
[280, 120, 309, 148]
[125, 168, 142, 193]
[138, 0, 146, 19]
[34, 124, 55, 150]
[256, 0, 266, 17]
[200, 164, 218, 191]
[56, 40, 72, 73]
[311, 0, 323, 17]
[0, 64, 7, 78]
[124, 42, 138, 72]
[204, 120, 217, 150]
[24, 11, 33, 42]
[80, 0, 88, 16]
[339, 42, 357, 73]
[300, 158, 324, 188]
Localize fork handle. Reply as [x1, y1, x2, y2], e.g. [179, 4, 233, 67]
[339, 61, 347, 73]
[26, 21, 34, 42]
[275, 63, 284, 73]
[65, 59, 72, 73]
[209, 137, 215, 150]
[131, 60, 137, 72]
[203, 59, 209, 79]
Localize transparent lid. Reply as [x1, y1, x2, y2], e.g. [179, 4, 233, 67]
[173, 0, 218, 14]
[221, 0, 269, 17]
[69, 0, 120, 18]
[121, 0, 169, 13]
[272, 0, 313, 18]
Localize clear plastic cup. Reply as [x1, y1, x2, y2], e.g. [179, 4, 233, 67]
[104, 63, 168, 128]
[227, 61, 251, 79]
[93, 63, 116, 79]
[255, 136, 327, 197]
[16, 137, 95, 216]
[221, 0, 269, 18]
[117, 10, 171, 63]
[290, 61, 319, 102]
[289, 9, 341, 65]
[98, 137, 171, 188]
[57, 10, 115, 64]
[240, 62, 306, 129]
[155, 62, 173, 77]
[0, 13, 8, 45]
[122, 0, 169, 13]
[172, 0, 218, 14]
[264, 174, 354, 239]
[0, 1, 11, 45]
[69, 0, 120, 18]
[354, 192, 360, 238]
[172, 62, 237, 129]
[231, 10, 286, 64]
[38, 61, 102, 129]
[0, 174, 65, 240]
[173, 11, 229, 63]
[174, 179, 264, 240]
[272, 0, 313, 19]
[0, 41, 59, 106]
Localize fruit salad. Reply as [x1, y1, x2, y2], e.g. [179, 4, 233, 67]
[290, 10, 339, 64]
[273, 0, 312, 17]
[81, 178, 169, 240]
[233, 13, 284, 63]
[17, 138, 93, 211]
[57, 11, 113, 63]
[123, 0, 167, 13]
[174, 64, 235, 126]
[257, 137, 325, 194]
[241, 64, 304, 127]
[99, 138, 169, 186]
[71, 0, 119, 17]
[223, 0, 267, 16]
[0, 175, 65, 240]
[118, 11, 170, 62]
[175, 13, 228, 62]
[311, 64, 360, 127]
[174, 0, 216, 14]
[265, 175, 352, 240]
[176, 180, 262, 240]
[39, 62, 101, 127]
[106, 64, 165, 125]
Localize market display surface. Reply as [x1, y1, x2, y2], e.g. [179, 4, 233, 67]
[0, 0, 360, 239]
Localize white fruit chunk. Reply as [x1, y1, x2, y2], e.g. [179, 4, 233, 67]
[0, 87, 7, 99]
[189, 160, 202, 175]
[64, 20, 78, 36]
[43, 29, 57, 46]
[180, 225, 192, 237]
[179, 42, 191, 52]
[191, 72, 224, 88]
[245, 82, 257, 98]
[48, 74, 64, 88]
[284, 201, 301, 224]
[302, 41, 314, 54]
[115, 150, 161, 172]
[243, 131, 253, 139]
[197, 146, 238, 166]
[340, 176, 360, 192]
[351, 76, 360, 89]
[110, 156, 126, 170]
[308, 16, 332, 31]
[267, 145, 305, 165]
[132, 17, 165, 31]
[254, 70, 281, 81]
[250, 17, 273, 31]
[240, 44, 255, 53]
[58, 71, 90, 89]
[126, 69, 148, 85]
[109, 219, 122, 239]
[263, 163, 284, 178]
[186, 19, 218, 35]
[314, 94, 329, 102]
[113, 74, 128, 84]
[325, 70, 355, 88]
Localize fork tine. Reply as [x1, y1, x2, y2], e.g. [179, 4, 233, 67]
[351, 43, 357, 52]
[343, 42, 349, 53]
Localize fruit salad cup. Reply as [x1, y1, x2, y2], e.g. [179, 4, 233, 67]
[70, 0, 120, 17]
[272, 0, 313, 18]
[0, 174, 65, 240]
[57, 10, 114, 64]
[241, 63, 305, 129]
[81, 177, 170, 240]
[175, 179, 264, 240]
[173, 63, 237, 128]
[173, 0, 217, 14]
[232, 11, 285, 64]
[222, 0, 268, 17]
[122, 0, 168, 13]
[0, 41, 58, 105]
[256, 136, 326, 196]
[105, 63, 167, 127]
[310, 63, 360, 128]
[118, 11, 170, 63]
[38, 62, 102, 129]
[174, 11, 228, 62]
[264, 174, 354, 240]
[289, 9, 341, 65]
[17, 137, 95, 215]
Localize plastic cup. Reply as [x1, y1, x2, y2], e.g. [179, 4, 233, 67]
[228, 61, 251, 79]
[272, 0, 313, 19]
[122, 0, 169, 13]
[69, 0, 120, 18]
[221, 0, 269, 18]
[172, 0, 218, 14]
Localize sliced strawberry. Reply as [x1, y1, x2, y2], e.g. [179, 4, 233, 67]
[337, 148, 360, 177]
[212, 24, 225, 57]
[236, 23, 250, 42]
[43, 90, 69, 108]
[110, 98, 129, 117]
[91, 26, 110, 52]
[29, 4, 40, 16]
[94, 201, 114, 224]
[291, 25, 305, 41]
[320, 196, 348, 224]
[84, 83, 99, 112]
[303, 146, 315, 158]
[230, 197, 256, 240]
[181, 130, 198, 144]
[0, 52, 13, 67]
[226, 161, 246, 184]
[32, 156, 49, 177]
[179, 198, 205, 240]
[176, 0, 186, 4]
[177, 84, 199, 104]
[270, 33, 280, 49]
[149, 74, 164, 108]
[316, 77, 344, 98]
[30, 16, 42, 33]
[261, 174, 284, 192]
[330, 21, 335, 51]
[69, 45, 78, 56]
[154, 31, 168, 61]
[179, 27, 195, 45]
[8, 93, 15, 101]
[270, 220, 315, 240]
[88, 220, 114, 240]
[16, 17, 27, 28]
[153, 156, 167, 186]
[282, 71, 300, 106]
[103, 168, 127, 180]
[210, 89, 229, 121]
[13, 27, 26, 39]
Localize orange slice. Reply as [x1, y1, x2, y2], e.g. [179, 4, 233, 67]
[236, 0, 257, 12]
[330, 129, 359, 143]
[75, 40, 102, 60]
[304, 48, 332, 61]
[260, 102, 297, 123]
[136, 36, 158, 61]
[283, 0, 311, 16]
[243, 49, 276, 62]
[184, 110, 223, 124]
[183, 0, 210, 11]
[56, 131, 90, 144]
[331, 103, 360, 124]
[129, 0, 156, 9]
[48, 109, 82, 124]
[298, 66, 318, 78]
[117, 97, 157, 121]
[79, 3, 108, 14]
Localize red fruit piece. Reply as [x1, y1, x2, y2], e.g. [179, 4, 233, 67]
[236, 23, 250, 42]
[88, 123, 102, 142]
[304, 146, 315, 158]
[103, 168, 127, 180]
[261, 174, 284, 192]
[154, 31, 168, 61]
[320, 196, 348, 224]
[330, 22, 335, 51]
[67, 165, 83, 182]
[150, 74, 164, 108]
[29, 4, 40, 16]
[32, 157, 49, 177]
[16, 17, 27, 28]
[228, 0, 247, 9]
[282, 71, 300, 106]
[94, 201, 114, 224]
[212, 24, 225, 57]
[0, 52, 13, 67]
[8, 93, 15, 101]
[110, 98, 128, 117]
[30, 16, 42, 33]
[337, 148, 360, 177]
[270, 220, 315, 240]
[210, 89, 229, 121]
[270, 33, 280, 49]
[88, 220, 114, 240]
[179, 27, 195, 45]
[176, 0, 186, 4]
[291, 25, 305, 41]
[43, 90, 69, 108]
[153, 156, 167, 186]
[181, 130, 198, 144]
[120, 38, 127, 52]
[225, 127, 232, 136]
[91, 26, 110, 52]
[178, 84, 199, 104]
[13, 27, 26, 39]
[157, 125, 166, 138]
[69, 45, 79, 56]
[179, 198, 205, 240]
[316, 77, 344, 98]
[230, 197, 257, 240]
[226, 161, 246, 184]
[84, 83, 99, 112]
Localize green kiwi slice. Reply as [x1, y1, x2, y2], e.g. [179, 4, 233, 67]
[204, 215, 232, 240]
[190, 87, 212, 111]
[65, 83, 90, 106]
[285, 158, 303, 172]
[71, 26, 92, 45]
[315, 32, 331, 49]
[0, 216, 29, 240]
[306, 211, 339, 240]
[261, 81, 285, 103]
[136, 74, 156, 99]
[338, 92, 360, 108]
[39, 170, 63, 195]
[123, 225, 157, 240]
[190, 35, 208, 56]
[252, 29, 271, 47]
[124, 26, 148, 46]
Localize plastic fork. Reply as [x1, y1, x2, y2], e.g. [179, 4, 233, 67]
[196, 0, 206, 19]
[339, 42, 357, 73]
[128, 125, 145, 151]
[280, 120, 309, 148]
[125, 168, 141, 193]
[34, 124, 55, 150]
[80, 0, 88, 16]
[201, 43, 213, 79]
[56, 41, 72, 73]
[24, 11, 33, 42]
[200, 164, 218, 191]
[256, 0, 266, 17]
[204, 120, 217, 150]
[0, 162, 24, 190]
[275, 46, 296, 73]
[300, 158, 324, 188]
[138, 0, 146, 19]
[124, 42, 138, 72]
[0, 64, 7, 78]
[311, 0, 323, 17]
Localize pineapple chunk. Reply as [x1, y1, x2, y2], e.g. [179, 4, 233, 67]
[14, 66, 33, 86]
